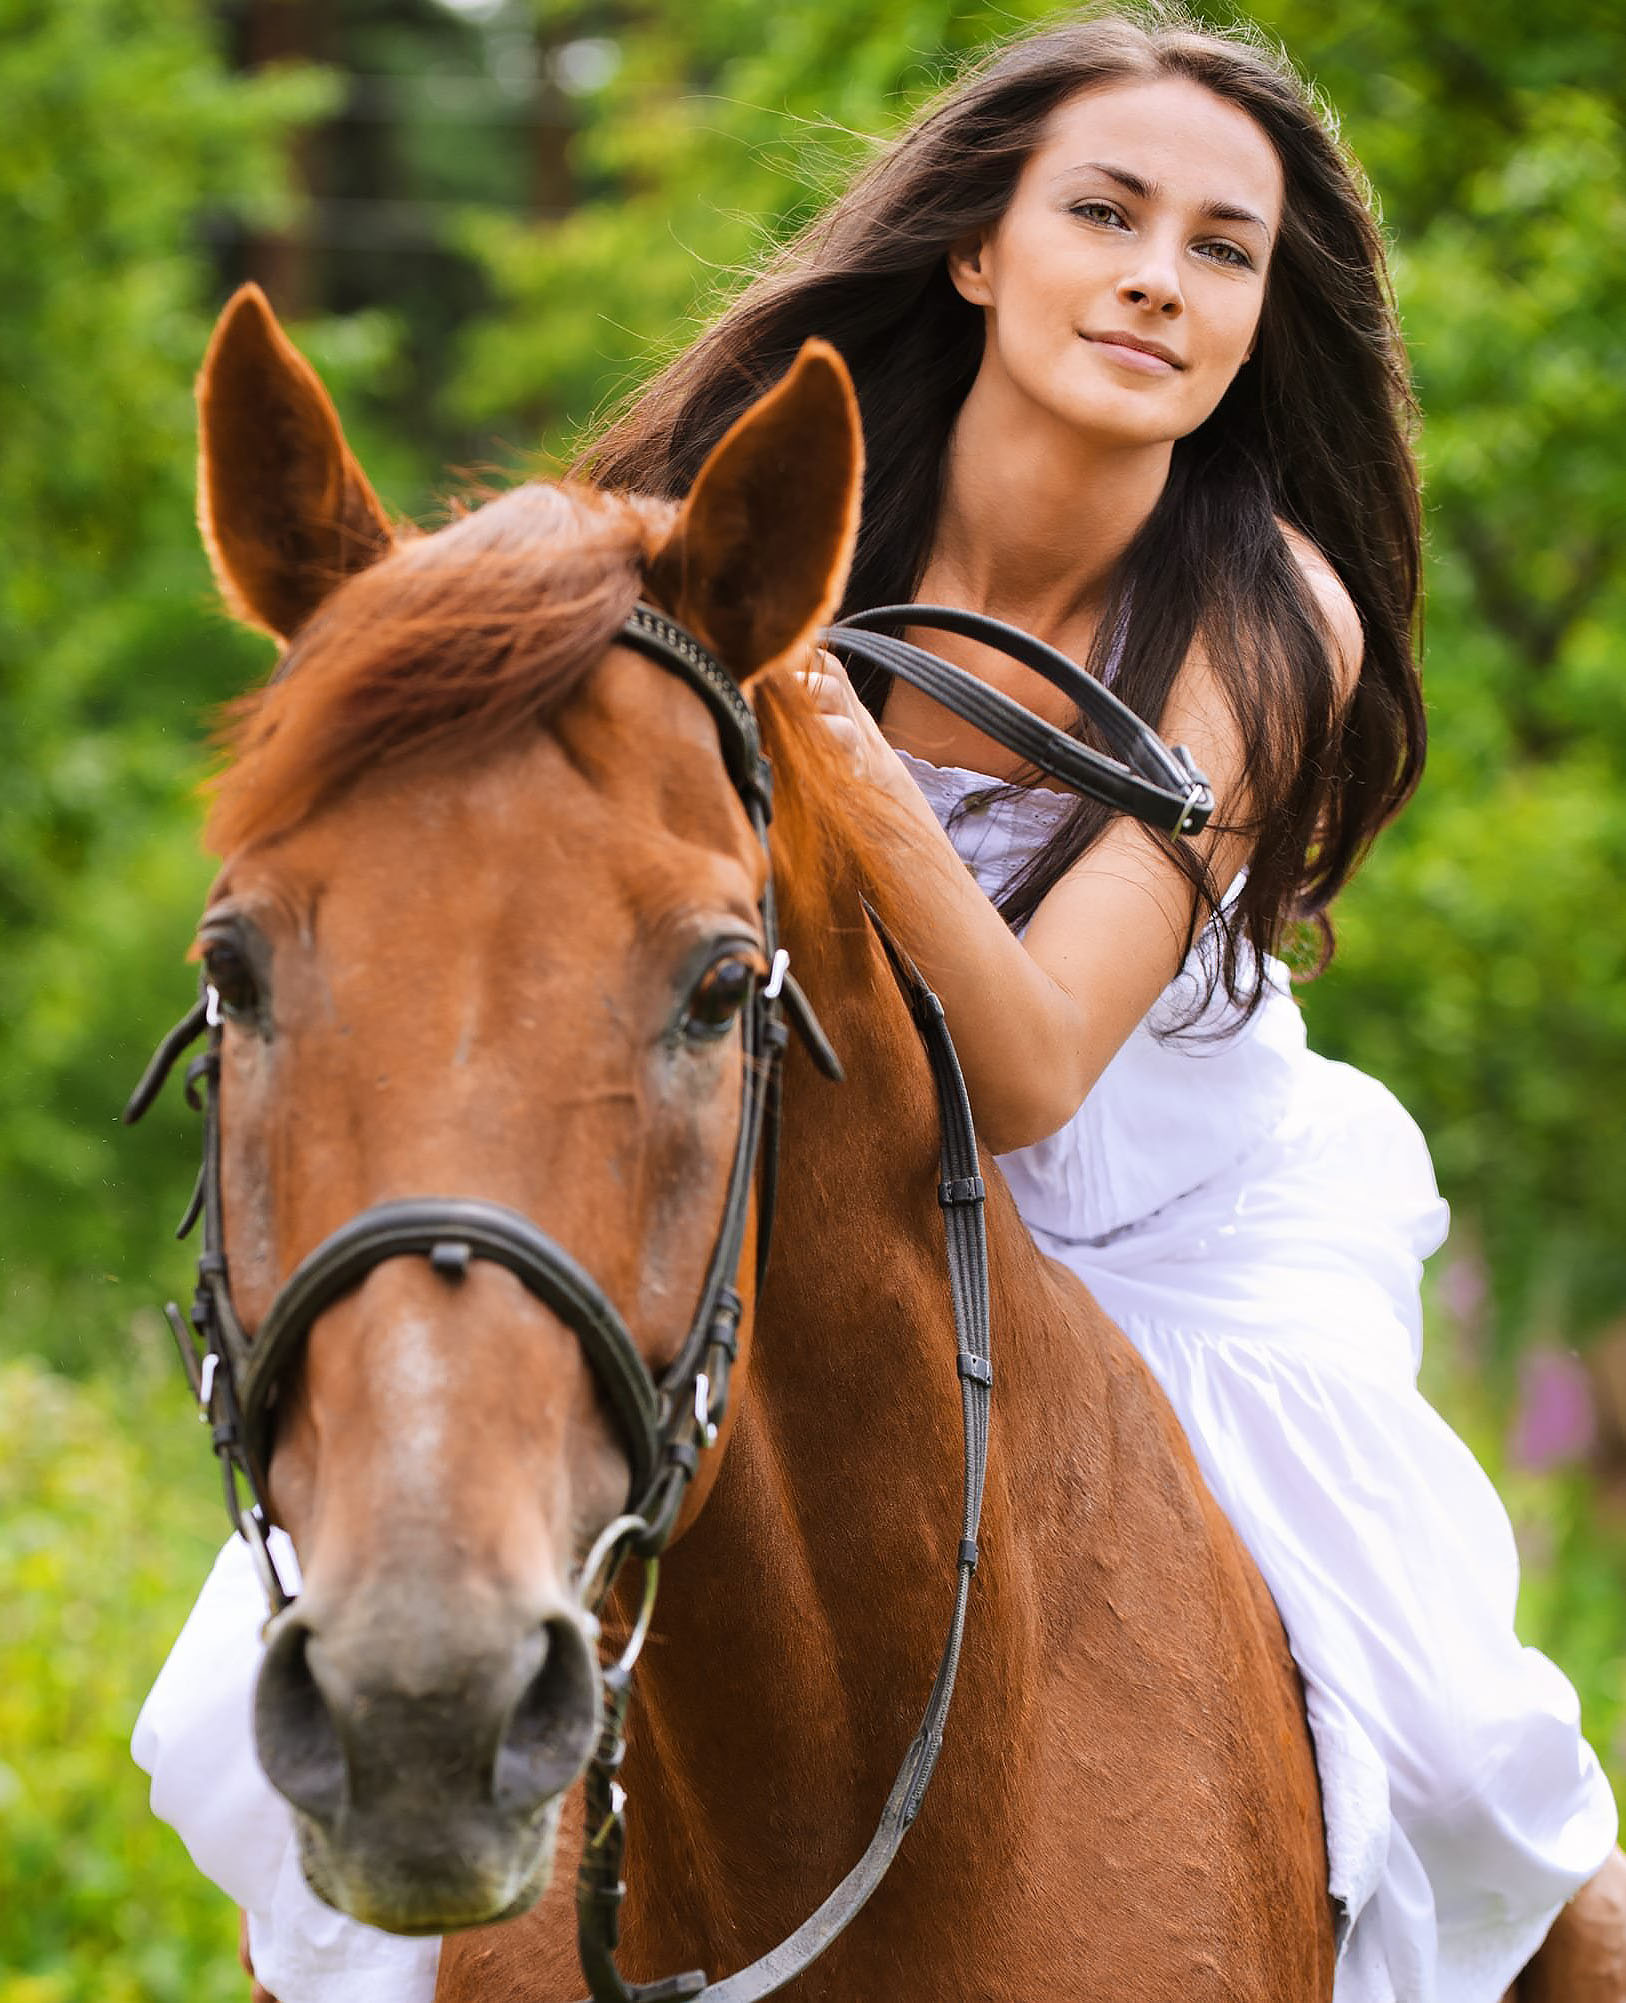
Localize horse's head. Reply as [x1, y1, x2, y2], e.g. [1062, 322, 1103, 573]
[190, 287, 862, 1930]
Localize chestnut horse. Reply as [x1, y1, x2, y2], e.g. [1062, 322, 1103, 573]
[188, 285, 1335, 2000]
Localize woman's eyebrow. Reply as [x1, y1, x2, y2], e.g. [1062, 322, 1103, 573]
[1203, 198, 1272, 239]
[1056, 159, 1273, 240]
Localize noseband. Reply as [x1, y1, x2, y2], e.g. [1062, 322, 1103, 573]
[126, 601, 1209, 2003]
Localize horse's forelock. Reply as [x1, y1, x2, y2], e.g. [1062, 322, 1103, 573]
[204, 482, 675, 856]
[203, 479, 913, 982]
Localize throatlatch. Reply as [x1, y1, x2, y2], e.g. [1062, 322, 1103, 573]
[126, 600, 1209, 2003]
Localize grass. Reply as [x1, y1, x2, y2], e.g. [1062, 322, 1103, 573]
[0, 1334, 242, 2002]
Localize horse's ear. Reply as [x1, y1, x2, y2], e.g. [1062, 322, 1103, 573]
[647, 339, 863, 681]
[197, 284, 394, 642]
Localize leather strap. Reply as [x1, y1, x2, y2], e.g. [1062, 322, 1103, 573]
[570, 903, 991, 2003]
[826, 603, 1213, 836]
[239, 1199, 664, 1509]
[619, 606, 772, 814]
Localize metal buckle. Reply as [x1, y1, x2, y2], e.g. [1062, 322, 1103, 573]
[587, 1778, 628, 1851]
[578, 1512, 650, 1615]
[609, 1554, 660, 1678]
[693, 1371, 718, 1450]
[197, 1350, 218, 1421]
[238, 1504, 293, 1620]
[1174, 780, 1207, 837]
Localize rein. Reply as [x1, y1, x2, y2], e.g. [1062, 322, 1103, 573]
[827, 603, 1214, 837]
[125, 602, 1209, 2002]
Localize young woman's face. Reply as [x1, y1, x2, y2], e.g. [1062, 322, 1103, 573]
[950, 77, 1284, 449]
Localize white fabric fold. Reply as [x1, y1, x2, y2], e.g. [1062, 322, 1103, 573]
[132, 1532, 442, 2003]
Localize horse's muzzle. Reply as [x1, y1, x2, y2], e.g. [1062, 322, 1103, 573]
[253, 1591, 602, 1931]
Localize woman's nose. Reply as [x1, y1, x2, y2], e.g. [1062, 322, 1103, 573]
[1116, 247, 1184, 317]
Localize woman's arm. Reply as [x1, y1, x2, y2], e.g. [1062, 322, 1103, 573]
[800, 565, 1359, 1154]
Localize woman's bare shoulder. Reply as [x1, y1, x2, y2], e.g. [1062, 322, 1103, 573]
[1278, 519, 1363, 703]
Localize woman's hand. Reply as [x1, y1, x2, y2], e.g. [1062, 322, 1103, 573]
[794, 646, 905, 794]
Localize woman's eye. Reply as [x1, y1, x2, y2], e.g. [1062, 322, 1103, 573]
[683, 955, 756, 1040]
[1071, 200, 1124, 228]
[1198, 240, 1252, 269]
[201, 938, 257, 1016]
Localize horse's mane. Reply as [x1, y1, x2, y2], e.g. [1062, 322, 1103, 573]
[205, 480, 908, 938]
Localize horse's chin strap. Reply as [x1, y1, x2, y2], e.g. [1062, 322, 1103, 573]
[571, 901, 991, 2003]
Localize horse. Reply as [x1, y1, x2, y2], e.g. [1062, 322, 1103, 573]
[181, 282, 1337, 2001]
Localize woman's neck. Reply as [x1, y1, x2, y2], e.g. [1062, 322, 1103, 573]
[923, 361, 1172, 639]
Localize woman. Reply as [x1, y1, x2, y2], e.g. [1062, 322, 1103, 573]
[136, 11, 1620, 2000]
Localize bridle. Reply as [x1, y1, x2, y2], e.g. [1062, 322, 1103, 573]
[126, 600, 1211, 2003]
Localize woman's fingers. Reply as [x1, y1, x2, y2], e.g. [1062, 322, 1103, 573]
[796, 646, 844, 679]
[797, 650, 857, 712]
[794, 646, 870, 772]
[815, 714, 863, 774]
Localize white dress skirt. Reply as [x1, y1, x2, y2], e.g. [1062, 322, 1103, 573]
[133, 749, 1617, 2003]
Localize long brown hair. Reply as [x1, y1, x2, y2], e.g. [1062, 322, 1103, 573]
[579, 7, 1425, 1023]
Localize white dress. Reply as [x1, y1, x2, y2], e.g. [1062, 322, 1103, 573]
[900, 749, 1616, 2002]
[133, 749, 1616, 2003]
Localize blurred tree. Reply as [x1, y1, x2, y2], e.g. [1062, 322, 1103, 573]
[1305, 76, 1626, 1342]
[450, 0, 1626, 1354]
[214, 0, 561, 471]
[0, 0, 543, 1372]
[0, 0, 332, 1366]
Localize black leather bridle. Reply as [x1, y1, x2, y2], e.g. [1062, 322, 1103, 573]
[126, 600, 1210, 2003]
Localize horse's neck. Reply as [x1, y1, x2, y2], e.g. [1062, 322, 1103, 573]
[436, 858, 1333, 2003]
[436, 840, 1333, 2003]
[622, 877, 1113, 1953]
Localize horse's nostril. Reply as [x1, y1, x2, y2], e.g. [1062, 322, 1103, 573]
[254, 1617, 347, 1827]
[253, 1602, 599, 1839]
[494, 1614, 602, 1816]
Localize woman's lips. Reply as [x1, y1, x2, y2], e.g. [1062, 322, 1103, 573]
[1083, 334, 1182, 374]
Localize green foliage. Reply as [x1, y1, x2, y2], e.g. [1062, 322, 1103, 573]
[454, 0, 1035, 451]
[1300, 73, 1626, 1341]
[0, 0, 411, 1370]
[1419, 1300, 1626, 1781]
[0, 0, 312, 1356]
[0, 1352, 238, 2001]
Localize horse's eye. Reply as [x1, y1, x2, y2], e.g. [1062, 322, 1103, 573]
[683, 955, 755, 1040]
[201, 938, 257, 1017]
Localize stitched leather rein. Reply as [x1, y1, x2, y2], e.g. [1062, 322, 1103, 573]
[125, 603, 1210, 2003]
